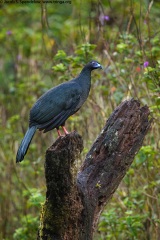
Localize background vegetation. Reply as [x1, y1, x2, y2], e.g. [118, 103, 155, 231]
[0, 0, 159, 239]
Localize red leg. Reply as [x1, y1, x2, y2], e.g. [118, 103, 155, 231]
[62, 126, 69, 135]
[56, 128, 62, 137]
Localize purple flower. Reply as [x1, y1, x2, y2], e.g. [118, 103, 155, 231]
[143, 61, 149, 68]
[17, 54, 22, 61]
[104, 15, 110, 21]
[99, 14, 110, 25]
[6, 30, 12, 35]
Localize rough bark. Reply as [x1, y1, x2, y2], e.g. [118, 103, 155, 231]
[37, 99, 152, 240]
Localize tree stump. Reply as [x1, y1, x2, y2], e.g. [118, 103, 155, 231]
[37, 99, 152, 240]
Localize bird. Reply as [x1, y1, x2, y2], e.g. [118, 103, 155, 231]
[16, 60, 102, 162]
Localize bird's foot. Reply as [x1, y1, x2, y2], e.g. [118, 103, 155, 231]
[56, 126, 69, 137]
[62, 126, 69, 135]
[57, 129, 62, 137]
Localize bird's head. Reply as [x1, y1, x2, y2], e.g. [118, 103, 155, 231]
[86, 61, 102, 70]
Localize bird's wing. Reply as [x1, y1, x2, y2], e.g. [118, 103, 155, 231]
[38, 99, 80, 132]
[29, 81, 82, 127]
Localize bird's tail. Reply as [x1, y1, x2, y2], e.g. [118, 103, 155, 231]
[16, 126, 37, 163]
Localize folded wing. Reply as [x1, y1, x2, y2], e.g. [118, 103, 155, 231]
[29, 81, 82, 131]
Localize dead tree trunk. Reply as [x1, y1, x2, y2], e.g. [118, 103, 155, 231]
[37, 99, 152, 240]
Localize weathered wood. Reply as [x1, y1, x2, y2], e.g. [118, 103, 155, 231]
[38, 99, 152, 240]
[38, 133, 83, 240]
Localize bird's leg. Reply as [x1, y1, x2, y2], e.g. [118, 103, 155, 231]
[62, 126, 69, 135]
[56, 128, 62, 137]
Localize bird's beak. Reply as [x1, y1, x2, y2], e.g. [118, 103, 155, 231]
[96, 63, 103, 69]
[99, 64, 103, 70]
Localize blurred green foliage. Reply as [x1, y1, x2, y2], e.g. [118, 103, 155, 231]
[0, 0, 160, 239]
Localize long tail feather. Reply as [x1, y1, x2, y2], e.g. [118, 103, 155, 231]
[16, 126, 37, 163]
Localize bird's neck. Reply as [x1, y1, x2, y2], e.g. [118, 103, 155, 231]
[73, 67, 92, 102]
[77, 68, 92, 89]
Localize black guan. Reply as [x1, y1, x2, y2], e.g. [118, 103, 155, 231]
[16, 61, 102, 162]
